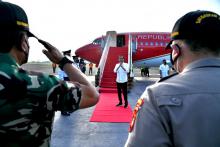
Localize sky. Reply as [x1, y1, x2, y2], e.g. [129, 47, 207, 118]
[6, 0, 220, 61]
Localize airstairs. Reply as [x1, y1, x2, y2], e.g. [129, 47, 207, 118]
[96, 31, 134, 93]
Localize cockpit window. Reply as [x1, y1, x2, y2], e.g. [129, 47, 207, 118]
[92, 38, 102, 45]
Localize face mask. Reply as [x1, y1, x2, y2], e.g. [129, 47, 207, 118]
[16, 33, 29, 64]
[170, 44, 181, 65]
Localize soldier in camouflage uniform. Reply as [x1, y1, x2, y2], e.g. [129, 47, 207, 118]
[0, 2, 99, 147]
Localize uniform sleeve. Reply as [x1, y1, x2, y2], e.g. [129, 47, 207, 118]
[46, 77, 81, 112]
[125, 88, 172, 147]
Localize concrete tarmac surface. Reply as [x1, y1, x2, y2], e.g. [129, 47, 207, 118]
[22, 62, 160, 147]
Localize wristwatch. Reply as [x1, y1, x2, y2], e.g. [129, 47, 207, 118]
[59, 57, 73, 70]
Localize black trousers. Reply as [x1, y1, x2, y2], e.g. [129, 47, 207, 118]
[116, 82, 127, 103]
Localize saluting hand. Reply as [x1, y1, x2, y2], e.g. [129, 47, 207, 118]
[40, 39, 64, 64]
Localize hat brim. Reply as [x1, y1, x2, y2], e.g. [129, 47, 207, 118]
[165, 40, 173, 50]
[27, 31, 36, 38]
[26, 31, 49, 48]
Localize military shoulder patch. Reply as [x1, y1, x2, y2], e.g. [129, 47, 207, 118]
[129, 98, 144, 132]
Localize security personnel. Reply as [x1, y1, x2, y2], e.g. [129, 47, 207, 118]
[159, 59, 170, 78]
[125, 10, 220, 147]
[0, 2, 99, 147]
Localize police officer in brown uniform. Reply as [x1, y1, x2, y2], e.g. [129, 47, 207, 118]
[125, 10, 220, 147]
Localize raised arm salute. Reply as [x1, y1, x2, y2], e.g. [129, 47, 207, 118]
[0, 2, 99, 146]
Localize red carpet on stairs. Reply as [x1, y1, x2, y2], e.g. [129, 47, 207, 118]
[99, 47, 128, 88]
[90, 93, 132, 123]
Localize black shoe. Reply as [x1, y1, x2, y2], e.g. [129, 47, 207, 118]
[61, 111, 70, 116]
[124, 102, 128, 108]
[116, 103, 122, 106]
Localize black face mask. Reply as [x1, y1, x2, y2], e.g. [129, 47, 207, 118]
[170, 44, 181, 65]
[15, 32, 29, 64]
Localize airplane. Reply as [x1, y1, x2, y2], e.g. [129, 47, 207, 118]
[75, 32, 171, 68]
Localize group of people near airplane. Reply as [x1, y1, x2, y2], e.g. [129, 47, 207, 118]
[1, 1, 220, 147]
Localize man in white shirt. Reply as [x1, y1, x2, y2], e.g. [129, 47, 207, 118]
[159, 59, 170, 78]
[113, 56, 129, 108]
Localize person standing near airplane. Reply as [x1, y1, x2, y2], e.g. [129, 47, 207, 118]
[73, 56, 80, 69]
[52, 62, 57, 73]
[89, 62, 93, 75]
[159, 59, 170, 78]
[144, 66, 150, 77]
[125, 10, 220, 147]
[79, 58, 86, 74]
[114, 56, 129, 108]
[140, 66, 145, 76]
[0, 2, 99, 146]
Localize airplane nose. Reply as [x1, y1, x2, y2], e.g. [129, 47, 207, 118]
[75, 47, 83, 56]
[75, 44, 102, 65]
[75, 45, 88, 58]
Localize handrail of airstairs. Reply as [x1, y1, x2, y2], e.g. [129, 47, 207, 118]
[97, 34, 112, 87]
[128, 34, 134, 77]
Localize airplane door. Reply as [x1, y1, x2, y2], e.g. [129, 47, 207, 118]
[117, 35, 125, 47]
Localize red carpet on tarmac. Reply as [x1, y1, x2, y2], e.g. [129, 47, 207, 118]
[90, 93, 133, 123]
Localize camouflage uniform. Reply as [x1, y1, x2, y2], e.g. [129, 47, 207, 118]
[0, 53, 81, 147]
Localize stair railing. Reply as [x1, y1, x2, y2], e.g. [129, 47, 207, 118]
[128, 34, 134, 77]
[97, 33, 112, 86]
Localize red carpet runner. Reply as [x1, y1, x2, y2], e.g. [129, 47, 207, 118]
[90, 93, 132, 123]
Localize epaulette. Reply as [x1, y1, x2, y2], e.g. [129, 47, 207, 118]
[129, 98, 144, 132]
[157, 72, 178, 83]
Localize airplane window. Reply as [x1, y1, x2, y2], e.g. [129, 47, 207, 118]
[155, 42, 158, 46]
[92, 39, 102, 45]
[160, 42, 164, 46]
[145, 42, 148, 46]
[150, 42, 154, 46]
[92, 40, 97, 44]
[140, 42, 144, 46]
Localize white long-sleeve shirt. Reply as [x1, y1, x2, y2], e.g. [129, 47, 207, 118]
[113, 62, 129, 83]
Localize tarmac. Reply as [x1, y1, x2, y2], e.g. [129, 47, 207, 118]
[22, 63, 160, 147]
